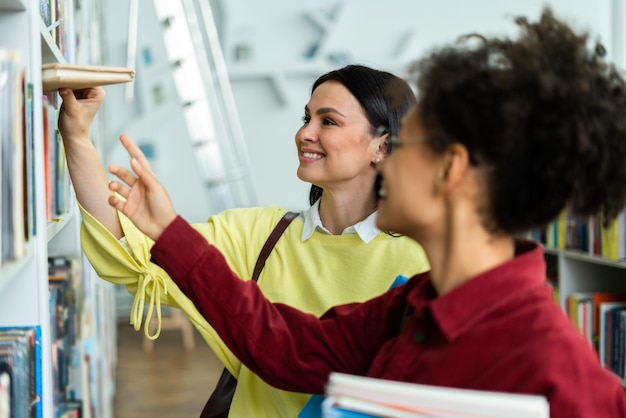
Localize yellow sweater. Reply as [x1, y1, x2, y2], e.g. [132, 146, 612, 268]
[79, 205, 429, 417]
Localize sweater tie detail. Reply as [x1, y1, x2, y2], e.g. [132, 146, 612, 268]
[131, 268, 169, 340]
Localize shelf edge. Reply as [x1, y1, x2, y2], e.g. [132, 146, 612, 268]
[47, 211, 76, 243]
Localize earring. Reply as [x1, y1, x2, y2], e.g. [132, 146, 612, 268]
[374, 158, 381, 164]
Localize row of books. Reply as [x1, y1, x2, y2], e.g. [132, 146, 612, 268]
[43, 92, 72, 223]
[0, 326, 42, 418]
[0, 49, 83, 267]
[0, 322, 82, 418]
[39, 0, 72, 61]
[39, 62, 135, 225]
[566, 291, 626, 379]
[531, 208, 626, 261]
[48, 256, 84, 418]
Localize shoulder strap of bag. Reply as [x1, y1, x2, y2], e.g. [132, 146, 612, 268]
[199, 210, 299, 418]
[251, 211, 298, 282]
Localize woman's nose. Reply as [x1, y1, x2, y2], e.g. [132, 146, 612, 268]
[297, 124, 319, 143]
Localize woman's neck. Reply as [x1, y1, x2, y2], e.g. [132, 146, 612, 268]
[418, 210, 515, 296]
[317, 191, 377, 235]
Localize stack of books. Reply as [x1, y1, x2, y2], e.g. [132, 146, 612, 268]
[322, 373, 549, 418]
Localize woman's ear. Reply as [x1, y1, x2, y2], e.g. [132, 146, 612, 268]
[375, 132, 390, 158]
[440, 143, 471, 188]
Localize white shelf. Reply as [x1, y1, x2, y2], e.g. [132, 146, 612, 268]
[47, 211, 76, 243]
[39, 17, 65, 64]
[543, 247, 626, 271]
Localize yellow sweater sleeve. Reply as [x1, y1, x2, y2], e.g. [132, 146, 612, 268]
[79, 204, 247, 375]
[80, 204, 430, 417]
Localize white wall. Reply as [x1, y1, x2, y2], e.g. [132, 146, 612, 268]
[100, 0, 212, 223]
[100, 0, 618, 215]
[219, 0, 615, 211]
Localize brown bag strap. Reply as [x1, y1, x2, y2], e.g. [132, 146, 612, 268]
[251, 211, 298, 282]
[199, 211, 299, 418]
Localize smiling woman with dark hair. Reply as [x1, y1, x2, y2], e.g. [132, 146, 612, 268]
[57, 64, 428, 417]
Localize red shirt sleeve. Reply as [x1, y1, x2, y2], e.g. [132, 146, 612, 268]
[150, 216, 406, 393]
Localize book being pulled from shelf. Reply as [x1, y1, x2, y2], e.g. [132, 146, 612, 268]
[41, 63, 135, 92]
[322, 373, 549, 418]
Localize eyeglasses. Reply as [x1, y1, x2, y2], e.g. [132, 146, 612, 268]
[376, 125, 480, 165]
[375, 125, 424, 150]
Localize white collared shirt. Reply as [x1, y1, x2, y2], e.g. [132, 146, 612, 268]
[299, 199, 380, 244]
[119, 201, 381, 250]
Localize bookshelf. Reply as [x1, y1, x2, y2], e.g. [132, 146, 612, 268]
[545, 248, 626, 309]
[0, 0, 116, 417]
[540, 212, 626, 385]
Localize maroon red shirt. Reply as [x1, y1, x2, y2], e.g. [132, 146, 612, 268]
[152, 216, 626, 417]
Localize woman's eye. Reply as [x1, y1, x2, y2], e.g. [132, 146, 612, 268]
[322, 117, 336, 126]
[301, 115, 310, 124]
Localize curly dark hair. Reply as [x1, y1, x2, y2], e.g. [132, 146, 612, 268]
[307, 65, 417, 206]
[410, 8, 626, 234]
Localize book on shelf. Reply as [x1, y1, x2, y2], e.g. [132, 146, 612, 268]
[599, 301, 626, 368]
[589, 215, 602, 256]
[48, 256, 81, 418]
[42, 63, 135, 92]
[546, 209, 567, 250]
[600, 209, 626, 261]
[0, 49, 26, 265]
[42, 95, 54, 221]
[566, 292, 593, 344]
[42, 92, 71, 221]
[55, 136, 72, 215]
[23, 82, 36, 239]
[539, 207, 626, 262]
[566, 291, 626, 352]
[322, 373, 549, 418]
[39, 0, 51, 27]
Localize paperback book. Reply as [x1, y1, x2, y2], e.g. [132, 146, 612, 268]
[0, 49, 26, 264]
[42, 63, 135, 92]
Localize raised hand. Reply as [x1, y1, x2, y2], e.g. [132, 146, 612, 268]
[107, 134, 178, 241]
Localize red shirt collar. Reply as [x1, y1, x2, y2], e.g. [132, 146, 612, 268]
[407, 240, 548, 342]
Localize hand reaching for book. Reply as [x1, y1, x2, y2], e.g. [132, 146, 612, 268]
[107, 134, 178, 241]
[58, 87, 105, 141]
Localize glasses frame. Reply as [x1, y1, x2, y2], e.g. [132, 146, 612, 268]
[376, 125, 424, 150]
[376, 125, 480, 165]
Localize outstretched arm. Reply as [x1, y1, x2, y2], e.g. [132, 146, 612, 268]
[107, 133, 401, 392]
[58, 87, 123, 238]
[107, 134, 177, 241]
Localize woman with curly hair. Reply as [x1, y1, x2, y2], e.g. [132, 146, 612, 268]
[106, 8, 626, 417]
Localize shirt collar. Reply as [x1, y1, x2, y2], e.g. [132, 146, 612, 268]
[300, 199, 381, 244]
[408, 240, 548, 342]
